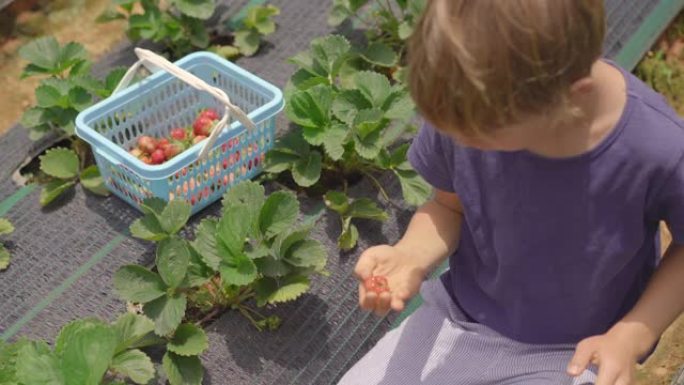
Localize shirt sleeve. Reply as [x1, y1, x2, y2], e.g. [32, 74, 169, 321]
[656, 155, 684, 244]
[407, 122, 456, 192]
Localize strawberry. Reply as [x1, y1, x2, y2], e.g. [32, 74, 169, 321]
[164, 143, 182, 160]
[151, 149, 166, 165]
[201, 108, 219, 121]
[363, 276, 390, 295]
[193, 116, 214, 136]
[170, 128, 186, 141]
[193, 135, 207, 145]
[138, 136, 157, 154]
[140, 155, 152, 165]
[130, 148, 143, 158]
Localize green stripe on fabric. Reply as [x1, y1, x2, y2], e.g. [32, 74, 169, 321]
[390, 259, 448, 329]
[225, 0, 268, 29]
[0, 185, 36, 217]
[1, 234, 126, 341]
[615, 0, 684, 70]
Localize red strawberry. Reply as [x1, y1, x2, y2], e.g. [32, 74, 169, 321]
[170, 128, 186, 141]
[164, 143, 182, 160]
[140, 155, 152, 165]
[151, 149, 166, 165]
[193, 135, 207, 145]
[193, 117, 214, 136]
[363, 276, 390, 295]
[158, 138, 169, 148]
[201, 108, 219, 121]
[138, 136, 157, 154]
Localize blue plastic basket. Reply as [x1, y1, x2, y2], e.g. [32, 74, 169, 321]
[75, 51, 283, 215]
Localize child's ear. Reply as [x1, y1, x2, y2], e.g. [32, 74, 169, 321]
[569, 77, 595, 96]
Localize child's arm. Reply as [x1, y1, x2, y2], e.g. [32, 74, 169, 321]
[355, 188, 464, 316]
[568, 242, 684, 385]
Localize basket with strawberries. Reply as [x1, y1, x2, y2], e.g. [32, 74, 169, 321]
[129, 108, 221, 165]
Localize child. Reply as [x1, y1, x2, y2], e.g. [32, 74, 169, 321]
[338, 1, 684, 384]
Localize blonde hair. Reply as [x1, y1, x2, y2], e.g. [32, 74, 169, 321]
[408, 0, 605, 136]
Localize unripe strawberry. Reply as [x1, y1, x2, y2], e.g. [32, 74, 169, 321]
[193, 135, 207, 145]
[138, 136, 157, 154]
[151, 149, 166, 165]
[130, 148, 143, 158]
[164, 143, 182, 160]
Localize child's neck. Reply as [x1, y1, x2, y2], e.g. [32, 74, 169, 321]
[524, 60, 627, 158]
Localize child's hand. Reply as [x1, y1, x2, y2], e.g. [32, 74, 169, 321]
[567, 329, 642, 385]
[354, 245, 427, 316]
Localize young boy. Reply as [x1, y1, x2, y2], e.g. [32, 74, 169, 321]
[338, 1, 684, 384]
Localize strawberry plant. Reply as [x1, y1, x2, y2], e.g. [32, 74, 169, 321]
[0, 218, 14, 271]
[265, 35, 430, 248]
[324, 190, 388, 250]
[117, 181, 327, 332]
[99, 1, 280, 60]
[328, 0, 425, 60]
[38, 147, 109, 206]
[0, 314, 169, 385]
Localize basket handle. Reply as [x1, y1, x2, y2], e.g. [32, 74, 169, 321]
[112, 48, 256, 161]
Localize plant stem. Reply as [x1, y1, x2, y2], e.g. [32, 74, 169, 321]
[238, 306, 263, 331]
[361, 169, 390, 203]
[196, 306, 222, 327]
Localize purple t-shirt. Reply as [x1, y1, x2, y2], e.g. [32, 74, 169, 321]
[408, 64, 684, 344]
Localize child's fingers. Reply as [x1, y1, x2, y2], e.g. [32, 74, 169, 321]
[390, 295, 405, 312]
[567, 338, 597, 376]
[354, 251, 377, 280]
[594, 363, 620, 385]
[360, 287, 379, 311]
[374, 291, 392, 316]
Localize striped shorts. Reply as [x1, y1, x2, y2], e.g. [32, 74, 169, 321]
[337, 279, 597, 385]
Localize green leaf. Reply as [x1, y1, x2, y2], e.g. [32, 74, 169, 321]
[234, 29, 261, 57]
[58, 320, 119, 385]
[383, 90, 415, 121]
[163, 352, 203, 385]
[284, 240, 327, 271]
[57, 42, 88, 71]
[40, 179, 76, 206]
[0, 246, 9, 271]
[113, 313, 156, 354]
[286, 84, 332, 129]
[324, 190, 349, 214]
[355, 71, 392, 107]
[397, 20, 413, 40]
[243, 5, 280, 35]
[354, 108, 385, 140]
[68, 87, 92, 111]
[141, 198, 167, 216]
[254, 257, 290, 277]
[217, 204, 250, 258]
[186, 17, 210, 48]
[130, 215, 167, 242]
[328, 3, 352, 27]
[361, 42, 398, 67]
[144, 294, 187, 337]
[80, 165, 110, 196]
[255, 275, 310, 305]
[222, 180, 265, 214]
[395, 169, 432, 206]
[168, 324, 208, 356]
[264, 149, 297, 173]
[21, 107, 47, 128]
[96, 7, 126, 23]
[338, 220, 359, 250]
[354, 128, 383, 159]
[321, 123, 349, 161]
[0, 218, 14, 235]
[332, 90, 372, 126]
[310, 35, 352, 78]
[348, 198, 389, 221]
[171, 0, 216, 19]
[191, 219, 220, 271]
[159, 200, 191, 235]
[18, 36, 61, 73]
[290, 68, 328, 90]
[209, 44, 241, 59]
[111, 349, 155, 385]
[292, 151, 322, 187]
[258, 191, 299, 239]
[184, 246, 213, 287]
[16, 342, 64, 385]
[40, 148, 79, 179]
[156, 237, 191, 288]
[36, 85, 65, 108]
[219, 254, 257, 286]
[114, 265, 167, 303]
[103, 67, 128, 96]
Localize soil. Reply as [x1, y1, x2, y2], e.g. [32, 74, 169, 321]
[0, 0, 127, 135]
